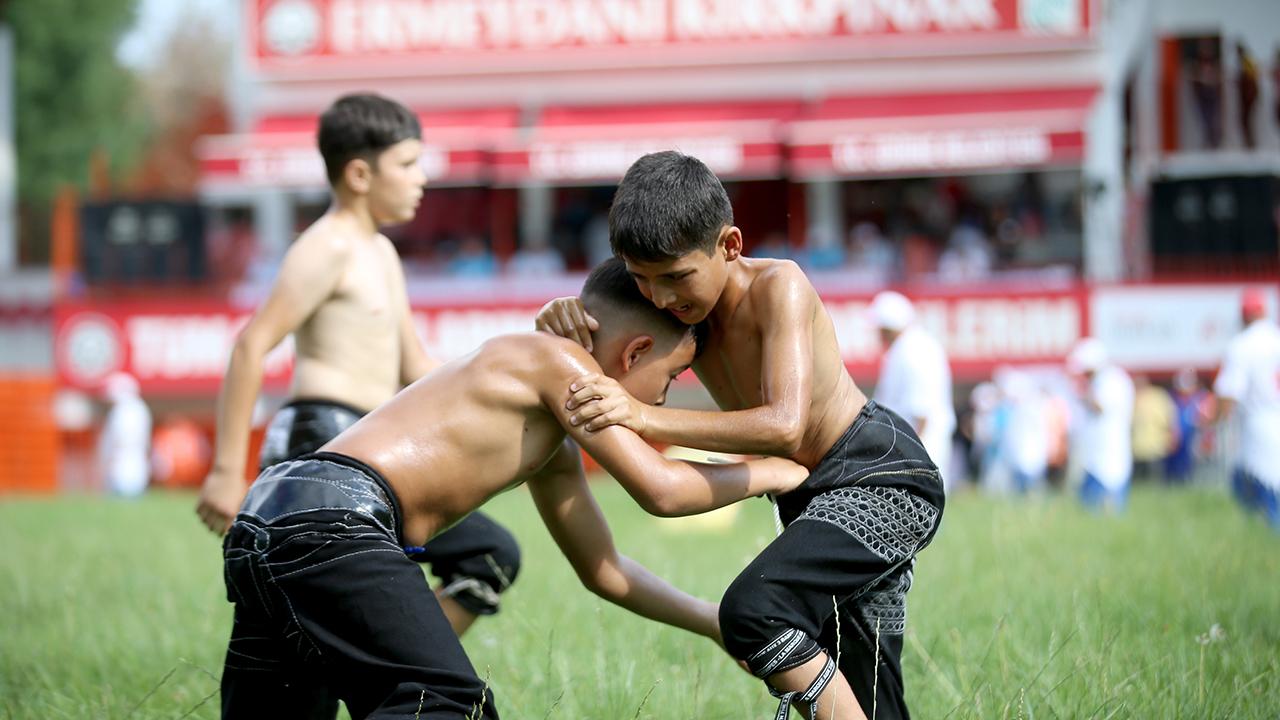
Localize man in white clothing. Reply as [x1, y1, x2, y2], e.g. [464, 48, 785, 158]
[98, 372, 152, 497]
[869, 291, 957, 489]
[1214, 288, 1280, 528]
[1066, 338, 1134, 513]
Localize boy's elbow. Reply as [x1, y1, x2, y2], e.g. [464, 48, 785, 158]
[772, 418, 806, 457]
[578, 566, 626, 601]
[644, 491, 688, 518]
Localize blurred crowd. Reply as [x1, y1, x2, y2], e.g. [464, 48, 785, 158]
[866, 288, 1278, 527]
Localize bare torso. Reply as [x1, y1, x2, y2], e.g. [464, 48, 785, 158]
[291, 225, 406, 412]
[695, 258, 865, 468]
[325, 334, 572, 546]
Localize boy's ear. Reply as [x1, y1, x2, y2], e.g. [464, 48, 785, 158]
[343, 157, 374, 195]
[720, 226, 743, 261]
[621, 335, 656, 373]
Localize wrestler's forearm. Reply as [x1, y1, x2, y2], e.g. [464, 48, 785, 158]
[601, 555, 719, 640]
[608, 451, 793, 517]
[211, 340, 267, 475]
[641, 404, 806, 458]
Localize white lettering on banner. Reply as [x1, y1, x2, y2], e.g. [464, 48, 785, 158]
[943, 298, 1078, 358]
[530, 137, 743, 180]
[834, 129, 1052, 173]
[125, 315, 293, 380]
[239, 145, 448, 186]
[1091, 285, 1280, 369]
[318, 0, 1006, 55]
[419, 309, 538, 360]
[824, 296, 1079, 362]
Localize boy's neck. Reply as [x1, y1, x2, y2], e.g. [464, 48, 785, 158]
[328, 192, 381, 238]
[708, 257, 753, 327]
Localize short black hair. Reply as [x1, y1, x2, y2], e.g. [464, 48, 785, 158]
[609, 151, 733, 263]
[581, 257, 698, 351]
[318, 93, 421, 186]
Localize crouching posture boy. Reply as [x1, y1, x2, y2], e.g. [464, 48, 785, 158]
[219, 258, 808, 719]
[538, 151, 946, 719]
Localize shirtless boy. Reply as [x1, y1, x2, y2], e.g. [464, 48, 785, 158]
[537, 151, 946, 720]
[196, 94, 521, 640]
[218, 258, 808, 718]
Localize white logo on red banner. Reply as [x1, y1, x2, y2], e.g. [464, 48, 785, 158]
[263, 0, 323, 56]
[59, 313, 125, 387]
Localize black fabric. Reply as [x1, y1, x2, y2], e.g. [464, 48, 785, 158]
[259, 399, 366, 471]
[257, 399, 521, 614]
[222, 456, 499, 720]
[720, 400, 944, 720]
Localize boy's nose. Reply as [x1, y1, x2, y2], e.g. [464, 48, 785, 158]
[653, 289, 677, 309]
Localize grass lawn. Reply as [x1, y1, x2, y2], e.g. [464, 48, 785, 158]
[1, 480, 1277, 719]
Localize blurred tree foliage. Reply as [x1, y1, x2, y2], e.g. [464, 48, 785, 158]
[3, 0, 149, 205]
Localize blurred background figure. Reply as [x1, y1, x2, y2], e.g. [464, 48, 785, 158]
[1234, 41, 1259, 149]
[1190, 37, 1224, 149]
[962, 381, 1001, 490]
[869, 290, 956, 489]
[96, 372, 151, 497]
[1131, 374, 1179, 484]
[1213, 289, 1280, 528]
[507, 232, 566, 276]
[446, 235, 498, 277]
[844, 221, 897, 284]
[1067, 338, 1134, 513]
[996, 368, 1050, 495]
[936, 223, 993, 283]
[1167, 369, 1213, 484]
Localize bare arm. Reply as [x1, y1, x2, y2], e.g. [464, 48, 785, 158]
[195, 233, 348, 534]
[527, 440, 720, 642]
[543, 342, 808, 517]
[569, 268, 815, 457]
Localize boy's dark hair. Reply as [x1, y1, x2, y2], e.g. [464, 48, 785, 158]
[609, 151, 733, 263]
[318, 93, 422, 186]
[582, 258, 702, 354]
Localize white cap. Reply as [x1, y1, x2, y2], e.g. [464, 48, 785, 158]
[868, 291, 915, 331]
[102, 372, 140, 402]
[1066, 337, 1107, 374]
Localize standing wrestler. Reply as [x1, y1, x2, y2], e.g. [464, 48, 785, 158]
[196, 94, 520, 642]
[539, 152, 945, 720]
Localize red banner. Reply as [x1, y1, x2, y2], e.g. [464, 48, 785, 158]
[250, 0, 1094, 77]
[54, 285, 1092, 395]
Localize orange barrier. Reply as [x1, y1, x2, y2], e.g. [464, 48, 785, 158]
[0, 375, 60, 493]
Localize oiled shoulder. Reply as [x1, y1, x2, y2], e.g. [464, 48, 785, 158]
[746, 258, 818, 320]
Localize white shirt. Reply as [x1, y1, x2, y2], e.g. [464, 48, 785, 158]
[99, 396, 152, 496]
[875, 326, 956, 481]
[1079, 365, 1134, 488]
[1214, 319, 1280, 488]
[1005, 393, 1049, 479]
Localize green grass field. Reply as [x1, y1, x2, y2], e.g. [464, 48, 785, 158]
[2, 480, 1277, 719]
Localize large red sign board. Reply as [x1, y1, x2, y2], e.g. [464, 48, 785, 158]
[250, 0, 1094, 77]
[54, 285, 1089, 394]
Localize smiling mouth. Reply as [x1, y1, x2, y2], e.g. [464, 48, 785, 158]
[671, 304, 693, 317]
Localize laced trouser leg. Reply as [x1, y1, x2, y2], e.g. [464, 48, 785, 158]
[765, 654, 837, 720]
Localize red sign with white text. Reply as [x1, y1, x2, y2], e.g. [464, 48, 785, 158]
[249, 0, 1094, 77]
[54, 286, 1090, 395]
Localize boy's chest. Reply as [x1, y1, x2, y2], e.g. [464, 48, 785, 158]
[331, 247, 399, 320]
[695, 323, 764, 411]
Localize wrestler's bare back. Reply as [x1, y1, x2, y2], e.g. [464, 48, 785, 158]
[290, 215, 411, 412]
[326, 333, 583, 546]
[693, 257, 865, 468]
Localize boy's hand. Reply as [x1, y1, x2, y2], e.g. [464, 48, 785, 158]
[196, 468, 247, 535]
[535, 296, 599, 352]
[566, 373, 647, 434]
[756, 456, 810, 495]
